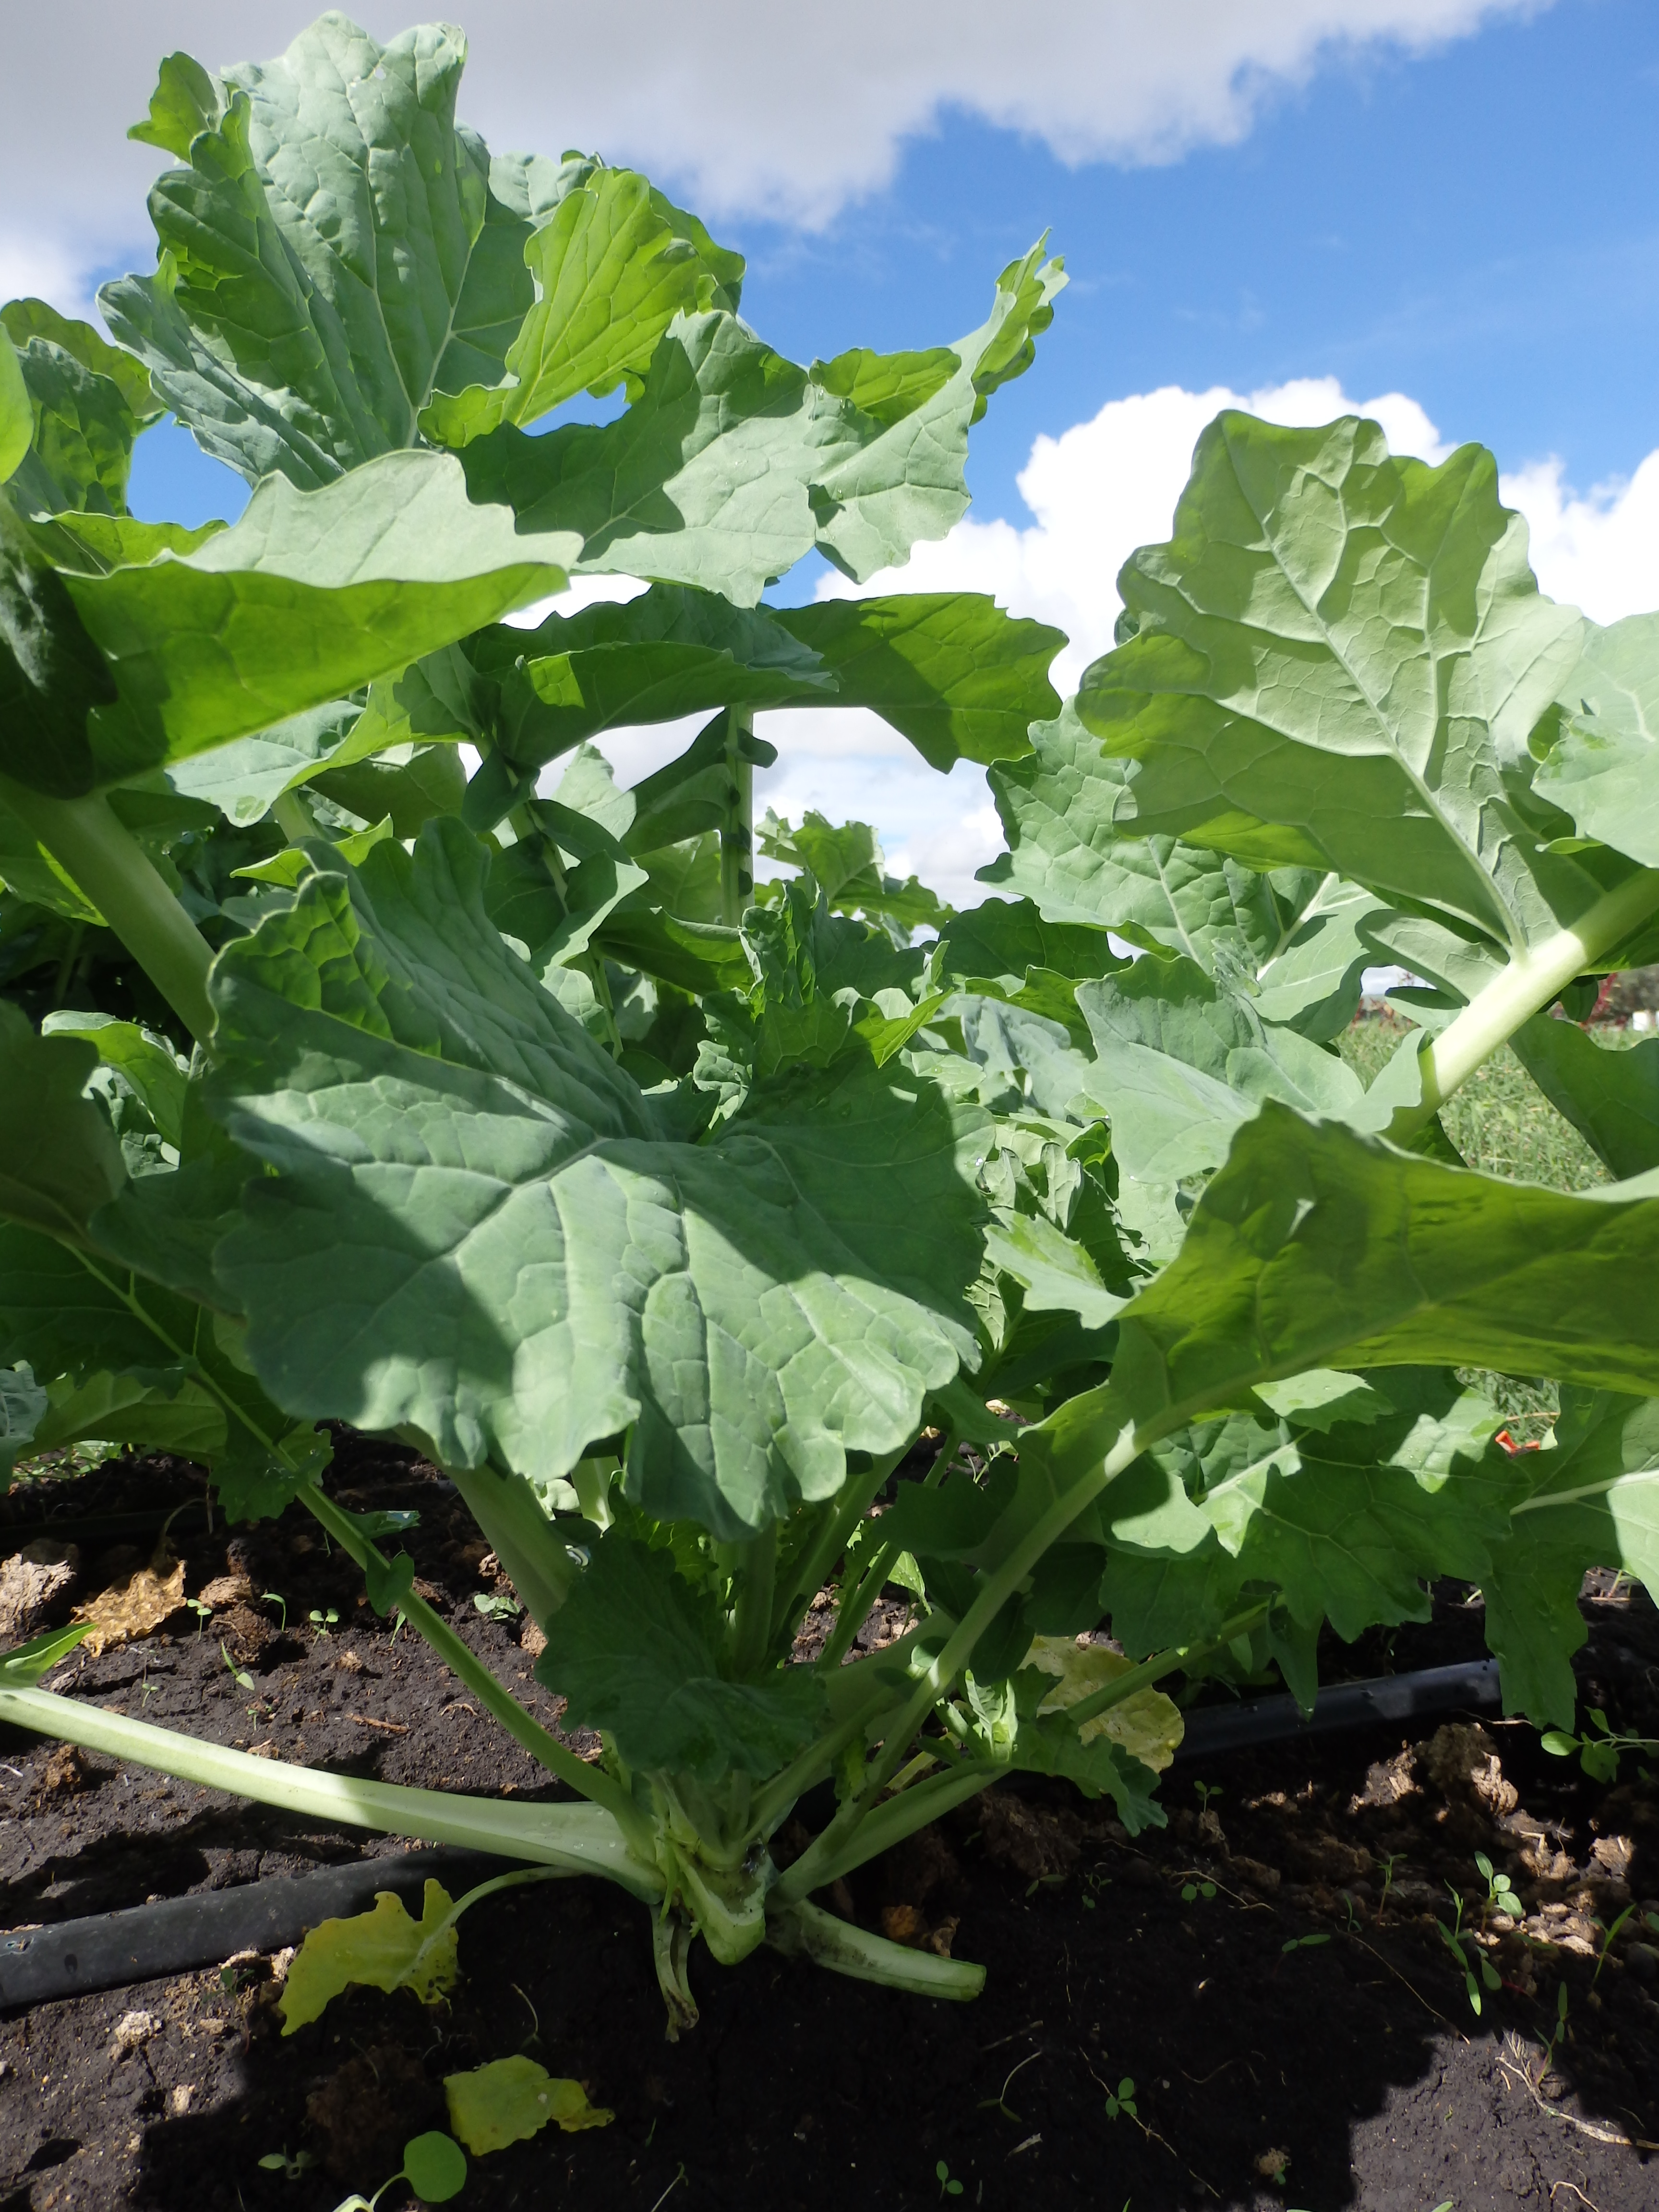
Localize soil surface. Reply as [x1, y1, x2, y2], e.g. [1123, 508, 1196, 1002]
[0, 1438, 1656, 2212]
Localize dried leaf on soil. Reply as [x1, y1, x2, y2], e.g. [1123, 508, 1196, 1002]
[444, 2055, 613, 2152]
[1024, 1635, 1185, 1770]
[279, 1879, 459, 2033]
[0, 1539, 80, 1638]
[70, 1542, 182, 1655]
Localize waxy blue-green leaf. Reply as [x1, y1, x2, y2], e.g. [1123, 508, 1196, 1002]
[1509, 1012, 1659, 1180]
[206, 818, 985, 1537]
[103, 18, 555, 489]
[0, 332, 29, 487]
[0, 1004, 126, 1241]
[1484, 1390, 1659, 1725]
[980, 706, 1338, 990]
[1534, 613, 1659, 866]
[0, 500, 120, 799]
[160, 701, 362, 825]
[1076, 413, 1616, 964]
[460, 246, 1064, 604]
[1113, 1103, 1659, 1437]
[57, 452, 575, 780]
[535, 1534, 825, 1781]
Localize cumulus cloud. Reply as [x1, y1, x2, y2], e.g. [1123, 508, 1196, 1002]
[1500, 454, 1659, 624]
[4, 1, 1544, 311]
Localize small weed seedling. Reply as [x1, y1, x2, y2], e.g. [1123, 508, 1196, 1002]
[1180, 1879, 1217, 1903]
[1079, 1864, 1111, 1912]
[1437, 1891, 1501, 2016]
[220, 1642, 254, 1694]
[1538, 1983, 1570, 2082]
[319, 2131, 465, 2212]
[1103, 2076, 1138, 2121]
[1591, 1904, 1634, 1995]
[1378, 1852, 1403, 1919]
[1282, 1932, 1331, 1955]
[1193, 1780, 1223, 1815]
[309, 1608, 339, 1637]
[262, 1591, 289, 1633]
[1474, 1852, 1523, 1930]
[1541, 1709, 1659, 1784]
[256, 2147, 316, 2181]
[184, 1598, 212, 1637]
[936, 2161, 965, 2199]
[473, 1591, 523, 1624]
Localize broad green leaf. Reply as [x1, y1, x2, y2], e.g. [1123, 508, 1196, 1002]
[0, 1361, 46, 1475]
[311, 740, 466, 837]
[0, 498, 120, 799]
[1533, 613, 1659, 865]
[421, 168, 721, 446]
[0, 787, 103, 919]
[980, 705, 1315, 975]
[983, 1211, 1124, 1330]
[0, 330, 31, 485]
[0, 301, 156, 517]
[758, 811, 949, 934]
[104, 20, 542, 488]
[773, 593, 1063, 769]
[161, 701, 362, 824]
[1076, 413, 1619, 963]
[938, 898, 1125, 1001]
[1509, 1012, 1659, 1180]
[0, 1621, 93, 1680]
[460, 247, 1064, 604]
[1021, 1635, 1183, 1769]
[443, 2056, 612, 2153]
[40, 1012, 188, 1148]
[206, 819, 985, 1536]
[0, 1003, 126, 1239]
[1249, 874, 1394, 1040]
[1114, 1102, 1659, 1434]
[1066, 955, 1411, 1184]
[535, 1534, 826, 1780]
[58, 452, 576, 779]
[30, 1366, 227, 1463]
[1485, 1390, 1659, 1725]
[279, 1879, 459, 2033]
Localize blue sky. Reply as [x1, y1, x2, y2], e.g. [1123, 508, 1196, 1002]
[34, 0, 1659, 897]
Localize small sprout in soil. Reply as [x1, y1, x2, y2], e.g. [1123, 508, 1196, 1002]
[1591, 1904, 1634, 1994]
[326, 2131, 467, 2212]
[220, 1641, 254, 1693]
[310, 1607, 340, 1636]
[262, 1591, 289, 1632]
[473, 1591, 523, 1623]
[936, 2160, 965, 2198]
[1254, 2146, 1290, 2185]
[1474, 1851, 1523, 1928]
[257, 2146, 315, 2180]
[1538, 1982, 1571, 2081]
[1180, 1879, 1216, 1903]
[1282, 1932, 1331, 1954]
[184, 1597, 212, 1636]
[1192, 1779, 1223, 1812]
[1436, 1891, 1500, 2015]
[1102, 2076, 1137, 2121]
[1377, 1851, 1403, 1917]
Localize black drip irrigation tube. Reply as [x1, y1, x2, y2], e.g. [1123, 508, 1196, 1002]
[0, 1658, 1503, 2010]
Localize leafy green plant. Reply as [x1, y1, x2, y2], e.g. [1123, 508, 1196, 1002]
[1, 12, 1658, 2054]
[1541, 1707, 1658, 1782]
[321, 2131, 466, 2212]
[1101, 2075, 1138, 2122]
[1474, 1851, 1524, 1928]
[473, 1590, 523, 1624]
[1437, 1892, 1502, 2016]
[263, 1591, 289, 1633]
[309, 1606, 339, 1636]
[936, 2160, 966, 2199]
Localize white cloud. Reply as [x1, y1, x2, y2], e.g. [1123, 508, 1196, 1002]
[1500, 454, 1659, 624]
[3, 1, 1544, 311]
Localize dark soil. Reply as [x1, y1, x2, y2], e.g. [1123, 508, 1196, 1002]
[1, 1437, 1657, 2212]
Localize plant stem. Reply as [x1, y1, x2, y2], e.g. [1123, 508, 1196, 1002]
[728, 1522, 778, 1677]
[775, 1400, 1142, 1905]
[720, 707, 754, 929]
[745, 1689, 891, 1842]
[782, 1451, 903, 1648]
[765, 1898, 985, 2001]
[1387, 867, 1659, 1142]
[0, 1683, 661, 1897]
[797, 1762, 999, 1893]
[0, 778, 215, 1042]
[270, 788, 319, 844]
[300, 1485, 648, 1845]
[1060, 1601, 1272, 1733]
[439, 1462, 581, 1627]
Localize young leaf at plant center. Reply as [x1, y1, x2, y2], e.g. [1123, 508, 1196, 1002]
[279, 1878, 460, 2032]
[206, 819, 985, 1537]
[443, 2055, 613, 2152]
[534, 1535, 826, 1780]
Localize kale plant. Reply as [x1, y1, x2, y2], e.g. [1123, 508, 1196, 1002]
[2, 15, 1659, 2034]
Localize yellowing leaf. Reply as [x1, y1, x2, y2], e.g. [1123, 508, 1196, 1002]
[279, 1879, 459, 2034]
[71, 1543, 184, 1657]
[444, 2055, 613, 2153]
[1023, 1636, 1185, 1773]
